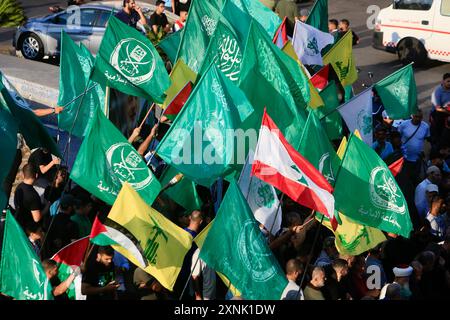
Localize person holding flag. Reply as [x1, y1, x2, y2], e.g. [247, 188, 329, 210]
[42, 259, 80, 300]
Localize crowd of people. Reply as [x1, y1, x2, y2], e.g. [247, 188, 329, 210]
[0, 0, 449, 301]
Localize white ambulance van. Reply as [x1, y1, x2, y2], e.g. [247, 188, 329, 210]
[373, 0, 450, 65]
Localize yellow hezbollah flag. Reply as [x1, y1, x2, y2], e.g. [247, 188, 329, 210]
[194, 221, 241, 297]
[108, 182, 193, 291]
[282, 42, 324, 108]
[161, 58, 197, 109]
[318, 137, 386, 256]
[323, 31, 358, 86]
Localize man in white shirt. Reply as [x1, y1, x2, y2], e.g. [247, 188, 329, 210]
[281, 258, 304, 300]
[426, 196, 447, 239]
[191, 248, 216, 300]
[414, 166, 441, 219]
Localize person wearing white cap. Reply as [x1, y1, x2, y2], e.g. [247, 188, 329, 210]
[379, 265, 413, 300]
[414, 165, 442, 219]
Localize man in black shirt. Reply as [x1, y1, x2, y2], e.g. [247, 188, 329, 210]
[150, 0, 171, 34]
[44, 194, 79, 257]
[13, 164, 43, 230]
[82, 246, 119, 300]
[322, 258, 351, 300]
[28, 147, 60, 186]
[115, 0, 147, 29]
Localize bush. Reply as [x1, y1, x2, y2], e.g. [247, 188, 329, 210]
[0, 0, 26, 27]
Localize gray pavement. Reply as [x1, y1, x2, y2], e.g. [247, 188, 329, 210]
[0, 53, 59, 108]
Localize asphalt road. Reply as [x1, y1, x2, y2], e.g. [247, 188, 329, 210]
[1, 0, 449, 115]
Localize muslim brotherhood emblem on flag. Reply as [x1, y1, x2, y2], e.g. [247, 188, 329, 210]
[106, 142, 154, 191]
[369, 167, 406, 214]
[237, 220, 278, 282]
[110, 38, 156, 85]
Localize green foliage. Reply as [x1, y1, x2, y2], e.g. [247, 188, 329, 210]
[0, 0, 26, 27]
[145, 25, 170, 67]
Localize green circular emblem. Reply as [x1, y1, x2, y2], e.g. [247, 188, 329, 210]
[237, 220, 277, 282]
[110, 38, 155, 85]
[369, 167, 406, 214]
[106, 142, 153, 191]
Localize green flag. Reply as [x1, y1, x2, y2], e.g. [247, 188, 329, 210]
[199, 18, 244, 84]
[175, 0, 223, 72]
[238, 21, 309, 145]
[229, 0, 281, 37]
[374, 64, 418, 119]
[158, 165, 203, 213]
[313, 80, 343, 141]
[298, 111, 340, 186]
[0, 98, 18, 209]
[306, 0, 329, 33]
[70, 107, 161, 206]
[334, 134, 413, 238]
[0, 211, 53, 300]
[158, 29, 183, 64]
[156, 63, 255, 187]
[91, 16, 170, 103]
[199, 181, 288, 300]
[0, 71, 60, 157]
[221, 0, 252, 43]
[57, 31, 104, 137]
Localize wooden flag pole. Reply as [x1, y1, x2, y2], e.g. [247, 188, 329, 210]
[82, 242, 95, 273]
[139, 103, 156, 129]
[103, 86, 110, 117]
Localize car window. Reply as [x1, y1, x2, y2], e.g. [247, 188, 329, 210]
[393, 0, 433, 10]
[79, 9, 98, 27]
[96, 9, 113, 27]
[441, 0, 450, 15]
[52, 12, 70, 25]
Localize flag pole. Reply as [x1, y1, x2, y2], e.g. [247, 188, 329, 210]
[138, 103, 156, 129]
[82, 242, 95, 273]
[103, 86, 110, 117]
[296, 212, 324, 299]
[41, 77, 94, 254]
[145, 105, 169, 166]
[268, 193, 285, 237]
[179, 253, 201, 300]
[295, 134, 350, 299]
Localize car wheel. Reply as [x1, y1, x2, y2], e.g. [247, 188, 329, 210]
[397, 37, 427, 66]
[20, 33, 44, 61]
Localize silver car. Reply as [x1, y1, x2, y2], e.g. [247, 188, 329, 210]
[13, 1, 179, 61]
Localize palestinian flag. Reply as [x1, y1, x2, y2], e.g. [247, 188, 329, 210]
[89, 216, 148, 269]
[388, 157, 404, 177]
[164, 81, 193, 121]
[311, 64, 345, 101]
[51, 237, 89, 300]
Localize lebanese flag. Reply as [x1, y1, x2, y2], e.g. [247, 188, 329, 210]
[252, 110, 336, 224]
[89, 216, 148, 269]
[388, 157, 404, 177]
[164, 81, 193, 121]
[51, 237, 89, 300]
[273, 17, 289, 49]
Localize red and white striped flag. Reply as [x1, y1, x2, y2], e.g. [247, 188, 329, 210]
[251, 110, 335, 222]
